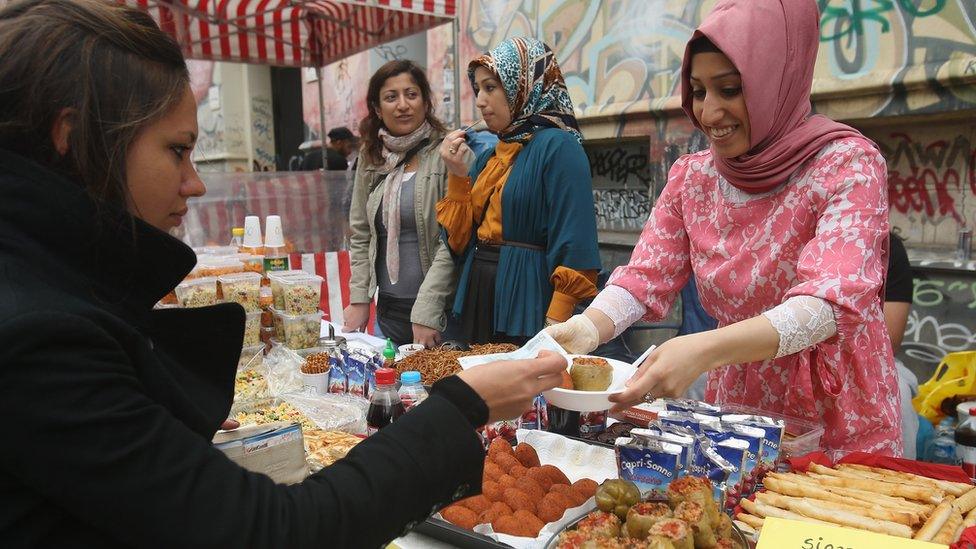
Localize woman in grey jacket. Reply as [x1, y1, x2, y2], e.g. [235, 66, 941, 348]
[344, 60, 470, 346]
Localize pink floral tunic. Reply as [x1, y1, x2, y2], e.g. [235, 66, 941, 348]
[609, 137, 901, 456]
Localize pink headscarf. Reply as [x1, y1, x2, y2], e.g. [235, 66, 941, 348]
[680, 0, 868, 193]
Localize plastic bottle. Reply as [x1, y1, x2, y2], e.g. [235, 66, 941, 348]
[383, 338, 396, 369]
[398, 371, 428, 412]
[262, 215, 290, 273]
[366, 368, 404, 435]
[229, 227, 244, 249]
[956, 407, 976, 480]
[925, 417, 960, 465]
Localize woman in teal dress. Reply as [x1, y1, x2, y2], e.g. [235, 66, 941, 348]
[437, 37, 601, 344]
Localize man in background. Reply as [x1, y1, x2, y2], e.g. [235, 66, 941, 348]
[301, 126, 358, 171]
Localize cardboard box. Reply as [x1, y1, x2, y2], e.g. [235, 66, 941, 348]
[213, 421, 308, 484]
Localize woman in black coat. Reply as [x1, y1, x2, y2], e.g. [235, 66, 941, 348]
[0, 2, 565, 547]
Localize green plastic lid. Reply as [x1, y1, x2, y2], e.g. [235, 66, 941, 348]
[383, 338, 396, 359]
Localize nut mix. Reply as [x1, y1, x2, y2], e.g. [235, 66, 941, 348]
[219, 272, 262, 312]
[280, 275, 323, 315]
[243, 312, 261, 346]
[282, 312, 322, 349]
[175, 278, 218, 308]
[302, 352, 331, 374]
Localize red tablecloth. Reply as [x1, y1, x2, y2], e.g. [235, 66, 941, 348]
[788, 450, 972, 484]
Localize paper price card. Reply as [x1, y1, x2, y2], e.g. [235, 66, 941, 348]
[756, 517, 948, 549]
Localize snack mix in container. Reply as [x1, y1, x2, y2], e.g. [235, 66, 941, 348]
[218, 272, 262, 311]
[280, 310, 323, 349]
[269, 270, 311, 309]
[243, 311, 262, 347]
[175, 277, 218, 308]
[278, 274, 324, 315]
[232, 253, 264, 275]
[196, 257, 244, 279]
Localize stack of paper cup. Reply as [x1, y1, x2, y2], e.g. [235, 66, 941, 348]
[264, 215, 285, 248]
[243, 215, 263, 248]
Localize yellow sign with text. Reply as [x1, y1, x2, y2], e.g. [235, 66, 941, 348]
[756, 517, 948, 549]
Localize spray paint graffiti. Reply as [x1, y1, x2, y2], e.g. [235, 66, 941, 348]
[440, 0, 975, 127]
[375, 43, 408, 62]
[901, 273, 976, 379]
[818, 0, 948, 43]
[592, 189, 652, 232]
[588, 145, 652, 187]
[250, 96, 276, 171]
[883, 132, 976, 225]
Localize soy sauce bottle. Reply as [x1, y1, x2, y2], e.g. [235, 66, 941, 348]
[366, 368, 404, 435]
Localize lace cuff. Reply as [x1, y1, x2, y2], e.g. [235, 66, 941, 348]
[762, 295, 838, 358]
[590, 285, 647, 338]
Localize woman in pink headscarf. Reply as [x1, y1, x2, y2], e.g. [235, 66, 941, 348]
[546, 0, 900, 456]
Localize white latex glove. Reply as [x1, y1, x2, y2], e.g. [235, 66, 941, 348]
[543, 314, 600, 355]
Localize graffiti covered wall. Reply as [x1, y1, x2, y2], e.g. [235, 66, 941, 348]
[434, 0, 976, 243]
[441, 0, 976, 128]
[864, 118, 976, 247]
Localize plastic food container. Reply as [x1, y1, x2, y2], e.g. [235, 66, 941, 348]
[202, 245, 240, 256]
[218, 272, 262, 312]
[175, 277, 218, 308]
[234, 254, 265, 275]
[722, 402, 825, 460]
[269, 270, 312, 309]
[197, 257, 245, 279]
[279, 310, 323, 349]
[278, 274, 324, 315]
[238, 344, 265, 369]
[243, 310, 262, 347]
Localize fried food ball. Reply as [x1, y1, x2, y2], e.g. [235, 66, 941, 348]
[502, 487, 536, 514]
[441, 505, 479, 530]
[508, 463, 528, 479]
[497, 474, 517, 489]
[513, 509, 546, 537]
[483, 480, 504, 502]
[483, 461, 504, 482]
[550, 484, 587, 506]
[514, 442, 541, 468]
[488, 437, 514, 458]
[538, 492, 574, 523]
[477, 501, 513, 525]
[526, 467, 555, 491]
[458, 495, 492, 515]
[572, 478, 599, 499]
[541, 464, 571, 485]
[492, 514, 525, 537]
[516, 477, 546, 502]
[493, 452, 521, 473]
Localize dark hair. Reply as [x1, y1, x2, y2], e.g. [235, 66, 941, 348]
[690, 36, 723, 56]
[358, 60, 445, 167]
[0, 0, 189, 210]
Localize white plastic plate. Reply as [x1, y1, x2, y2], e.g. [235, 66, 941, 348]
[542, 354, 637, 412]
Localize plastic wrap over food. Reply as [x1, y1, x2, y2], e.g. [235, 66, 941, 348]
[260, 344, 307, 396]
[279, 391, 368, 435]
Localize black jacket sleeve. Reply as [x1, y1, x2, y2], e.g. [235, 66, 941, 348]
[0, 312, 484, 549]
[886, 233, 913, 304]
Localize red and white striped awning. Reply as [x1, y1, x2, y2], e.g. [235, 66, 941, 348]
[129, 0, 455, 67]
